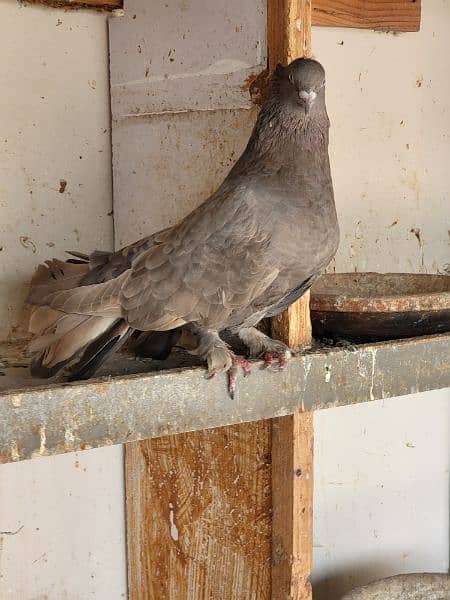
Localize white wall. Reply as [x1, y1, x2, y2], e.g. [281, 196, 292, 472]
[311, 4, 450, 597]
[0, 446, 127, 599]
[0, 2, 126, 598]
[109, 0, 265, 246]
[316, 2, 449, 276]
[0, 0, 113, 339]
[313, 390, 450, 599]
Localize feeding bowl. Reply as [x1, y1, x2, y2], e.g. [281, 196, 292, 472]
[310, 273, 450, 342]
[340, 573, 450, 599]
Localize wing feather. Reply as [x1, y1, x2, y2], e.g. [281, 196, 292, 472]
[119, 189, 278, 331]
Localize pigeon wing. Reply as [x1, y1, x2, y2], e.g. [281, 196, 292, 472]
[120, 189, 279, 331]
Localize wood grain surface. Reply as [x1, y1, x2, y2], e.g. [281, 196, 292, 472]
[269, 3, 314, 599]
[312, 0, 421, 32]
[126, 423, 272, 599]
[272, 412, 314, 600]
[28, 0, 421, 33]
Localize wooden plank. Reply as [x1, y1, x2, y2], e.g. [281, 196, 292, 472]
[268, 2, 313, 599]
[272, 290, 312, 351]
[126, 423, 272, 600]
[27, 0, 122, 11]
[272, 412, 314, 600]
[1, 334, 449, 463]
[268, 0, 312, 70]
[312, 0, 421, 32]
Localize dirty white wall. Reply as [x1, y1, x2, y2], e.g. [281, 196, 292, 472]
[0, 446, 127, 599]
[0, 0, 114, 339]
[0, 1, 126, 598]
[317, 3, 449, 277]
[312, 2, 450, 597]
[109, 0, 266, 246]
[313, 390, 450, 599]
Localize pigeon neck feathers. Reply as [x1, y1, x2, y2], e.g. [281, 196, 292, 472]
[229, 84, 329, 179]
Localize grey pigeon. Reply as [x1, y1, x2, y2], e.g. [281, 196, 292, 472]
[26, 58, 339, 392]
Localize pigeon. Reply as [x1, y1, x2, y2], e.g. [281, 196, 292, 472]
[26, 58, 339, 395]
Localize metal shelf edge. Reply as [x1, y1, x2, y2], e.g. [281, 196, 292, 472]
[0, 333, 449, 464]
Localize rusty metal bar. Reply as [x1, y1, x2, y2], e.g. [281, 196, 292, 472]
[0, 334, 449, 464]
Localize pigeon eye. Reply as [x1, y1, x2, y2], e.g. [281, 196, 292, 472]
[314, 80, 325, 92]
[288, 74, 294, 85]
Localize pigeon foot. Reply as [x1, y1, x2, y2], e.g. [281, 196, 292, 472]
[237, 326, 293, 361]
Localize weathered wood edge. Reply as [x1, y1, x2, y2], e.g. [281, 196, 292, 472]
[24, 1, 421, 33]
[0, 333, 449, 464]
[312, 0, 421, 32]
[25, 0, 122, 12]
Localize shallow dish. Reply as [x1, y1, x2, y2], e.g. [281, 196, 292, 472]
[310, 273, 450, 342]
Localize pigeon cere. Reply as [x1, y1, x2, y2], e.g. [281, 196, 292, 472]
[26, 58, 339, 398]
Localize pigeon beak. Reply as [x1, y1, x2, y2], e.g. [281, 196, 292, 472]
[299, 90, 317, 113]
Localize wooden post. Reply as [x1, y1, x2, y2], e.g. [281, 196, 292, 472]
[269, 2, 314, 600]
[271, 412, 313, 600]
[268, 0, 311, 71]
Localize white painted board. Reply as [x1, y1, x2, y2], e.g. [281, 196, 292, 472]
[110, 0, 266, 116]
[109, 0, 266, 245]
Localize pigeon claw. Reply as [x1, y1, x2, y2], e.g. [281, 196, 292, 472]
[233, 356, 252, 377]
[263, 352, 274, 368]
[263, 351, 290, 371]
[227, 356, 252, 399]
[228, 365, 238, 399]
[278, 352, 288, 370]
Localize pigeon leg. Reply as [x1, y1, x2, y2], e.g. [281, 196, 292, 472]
[263, 352, 274, 368]
[238, 326, 294, 370]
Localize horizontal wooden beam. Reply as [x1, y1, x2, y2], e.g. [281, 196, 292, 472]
[26, 0, 122, 11]
[312, 0, 421, 32]
[26, 0, 421, 33]
[0, 333, 448, 464]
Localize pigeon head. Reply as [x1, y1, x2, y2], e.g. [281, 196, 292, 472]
[273, 58, 326, 115]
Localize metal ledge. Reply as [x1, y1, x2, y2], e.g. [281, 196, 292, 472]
[0, 333, 449, 464]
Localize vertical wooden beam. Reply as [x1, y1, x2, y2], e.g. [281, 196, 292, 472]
[268, 2, 314, 600]
[268, 0, 311, 71]
[271, 290, 312, 350]
[270, 296, 314, 600]
[271, 412, 313, 600]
